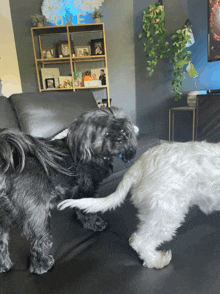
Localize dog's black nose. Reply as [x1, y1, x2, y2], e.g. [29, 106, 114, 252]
[121, 147, 136, 162]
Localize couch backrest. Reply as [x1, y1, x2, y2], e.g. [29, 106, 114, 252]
[0, 95, 20, 129]
[8, 91, 98, 138]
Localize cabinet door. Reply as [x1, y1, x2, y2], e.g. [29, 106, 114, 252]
[196, 94, 220, 142]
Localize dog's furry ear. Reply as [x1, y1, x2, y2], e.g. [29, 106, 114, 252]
[110, 107, 138, 147]
[67, 109, 108, 162]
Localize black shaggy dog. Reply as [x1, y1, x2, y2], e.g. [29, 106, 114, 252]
[0, 107, 137, 275]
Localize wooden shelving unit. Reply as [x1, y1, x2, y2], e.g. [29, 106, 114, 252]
[31, 23, 110, 107]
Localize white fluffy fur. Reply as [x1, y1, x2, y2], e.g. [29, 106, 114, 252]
[58, 141, 220, 269]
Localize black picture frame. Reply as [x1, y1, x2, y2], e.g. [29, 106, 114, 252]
[91, 38, 104, 55]
[45, 78, 55, 89]
[208, 0, 220, 62]
[57, 41, 73, 57]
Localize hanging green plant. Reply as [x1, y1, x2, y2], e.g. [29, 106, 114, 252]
[139, 3, 198, 101]
[139, 3, 169, 77]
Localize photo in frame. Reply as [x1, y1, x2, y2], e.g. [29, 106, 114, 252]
[41, 68, 60, 89]
[41, 48, 55, 59]
[45, 78, 55, 89]
[57, 41, 72, 57]
[91, 68, 107, 85]
[91, 39, 104, 55]
[75, 46, 91, 57]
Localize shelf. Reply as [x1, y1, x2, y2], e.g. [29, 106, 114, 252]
[76, 86, 107, 90]
[36, 55, 106, 64]
[31, 23, 110, 106]
[40, 85, 107, 92]
[32, 23, 104, 36]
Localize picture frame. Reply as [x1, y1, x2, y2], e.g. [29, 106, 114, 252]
[208, 0, 220, 62]
[91, 68, 107, 85]
[45, 78, 55, 89]
[57, 41, 72, 57]
[75, 46, 91, 57]
[41, 48, 55, 59]
[41, 68, 60, 89]
[91, 39, 104, 55]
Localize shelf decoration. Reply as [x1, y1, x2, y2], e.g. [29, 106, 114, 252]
[41, 0, 65, 23]
[74, 0, 104, 12]
[41, 0, 104, 25]
[41, 68, 60, 89]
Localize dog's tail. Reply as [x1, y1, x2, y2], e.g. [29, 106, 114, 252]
[58, 159, 141, 213]
[0, 128, 71, 175]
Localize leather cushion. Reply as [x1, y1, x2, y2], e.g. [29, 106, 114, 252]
[8, 91, 98, 138]
[0, 95, 20, 129]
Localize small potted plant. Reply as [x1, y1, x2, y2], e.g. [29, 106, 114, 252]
[91, 9, 104, 23]
[31, 14, 46, 27]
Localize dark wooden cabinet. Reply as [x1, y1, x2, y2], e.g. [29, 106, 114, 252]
[196, 94, 220, 142]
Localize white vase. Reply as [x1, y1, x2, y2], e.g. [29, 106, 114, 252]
[187, 90, 206, 107]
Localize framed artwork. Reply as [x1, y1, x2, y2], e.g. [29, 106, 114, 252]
[45, 78, 55, 89]
[41, 48, 55, 59]
[91, 39, 104, 55]
[208, 0, 220, 61]
[75, 46, 91, 57]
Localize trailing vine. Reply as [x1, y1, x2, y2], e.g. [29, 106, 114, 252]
[139, 3, 197, 101]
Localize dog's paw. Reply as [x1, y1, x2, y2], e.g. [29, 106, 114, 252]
[143, 250, 172, 269]
[83, 216, 108, 232]
[0, 258, 13, 273]
[29, 255, 54, 275]
[76, 210, 108, 232]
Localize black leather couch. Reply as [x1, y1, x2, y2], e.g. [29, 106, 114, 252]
[0, 91, 220, 294]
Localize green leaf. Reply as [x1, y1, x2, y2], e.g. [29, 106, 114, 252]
[186, 63, 199, 78]
[174, 60, 189, 68]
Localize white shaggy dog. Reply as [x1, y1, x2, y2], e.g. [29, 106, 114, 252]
[58, 141, 220, 269]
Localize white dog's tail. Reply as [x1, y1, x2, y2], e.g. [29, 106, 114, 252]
[58, 160, 141, 213]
